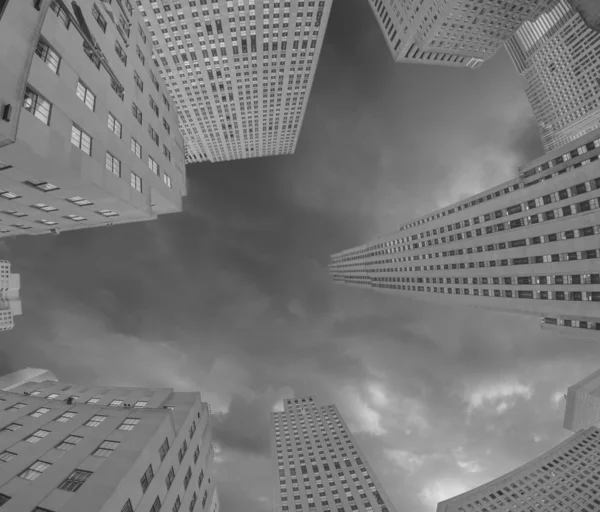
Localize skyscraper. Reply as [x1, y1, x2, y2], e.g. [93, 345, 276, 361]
[136, 0, 333, 163]
[436, 426, 600, 512]
[271, 396, 397, 512]
[0, 368, 214, 512]
[0, 0, 186, 239]
[329, 128, 600, 338]
[564, 367, 600, 432]
[505, 0, 600, 152]
[366, 0, 553, 69]
[0, 260, 21, 332]
[568, 0, 600, 32]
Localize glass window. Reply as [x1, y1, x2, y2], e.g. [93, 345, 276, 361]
[71, 124, 92, 155]
[23, 86, 52, 125]
[35, 38, 61, 73]
[20, 460, 51, 481]
[58, 469, 92, 492]
[76, 81, 96, 110]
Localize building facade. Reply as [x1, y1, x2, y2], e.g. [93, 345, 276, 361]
[366, 0, 553, 69]
[271, 396, 397, 512]
[0, 0, 186, 239]
[329, 128, 600, 338]
[505, 0, 600, 152]
[437, 426, 600, 512]
[564, 367, 600, 432]
[0, 368, 214, 512]
[0, 261, 20, 332]
[136, 0, 333, 163]
[568, 0, 600, 32]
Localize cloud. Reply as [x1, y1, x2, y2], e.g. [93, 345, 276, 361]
[342, 387, 387, 436]
[386, 449, 438, 474]
[551, 391, 565, 409]
[419, 479, 471, 509]
[465, 379, 534, 415]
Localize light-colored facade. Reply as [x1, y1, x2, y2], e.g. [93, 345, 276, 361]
[208, 485, 219, 512]
[137, 0, 333, 163]
[505, 0, 600, 152]
[568, 0, 600, 31]
[271, 396, 397, 512]
[0, 0, 186, 239]
[437, 426, 600, 512]
[366, 0, 553, 69]
[0, 369, 58, 393]
[0, 368, 214, 512]
[0, 261, 20, 332]
[330, 128, 600, 338]
[564, 367, 600, 432]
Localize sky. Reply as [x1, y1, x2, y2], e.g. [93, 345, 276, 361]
[2, 0, 600, 511]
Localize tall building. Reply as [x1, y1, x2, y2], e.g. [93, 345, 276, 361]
[329, 128, 600, 339]
[0, 261, 21, 332]
[0, 369, 58, 392]
[568, 0, 600, 32]
[505, 0, 600, 152]
[208, 485, 220, 512]
[0, 0, 186, 239]
[366, 0, 553, 69]
[564, 367, 600, 432]
[271, 396, 397, 512]
[0, 368, 214, 512]
[436, 426, 600, 512]
[136, 0, 333, 163]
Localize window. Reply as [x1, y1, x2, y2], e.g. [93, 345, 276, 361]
[98, 209, 119, 217]
[163, 173, 172, 188]
[173, 496, 182, 512]
[56, 435, 82, 451]
[149, 96, 159, 116]
[6, 402, 26, 410]
[23, 86, 51, 125]
[115, 41, 127, 65]
[189, 491, 197, 512]
[71, 124, 92, 155]
[132, 103, 142, 123]
[50, 0, 70, 27]
[0, 494, 9, 506]
[121, 499, 134, 512]
[163, 145, 171, 161]
[66, 196, 93, 206]
[0, 451, 16, 463]
[92, 4, 107, 31]
[138, 24, 147, 43]
[202, 490, 208, 508]
[20, 460, 51, 481]
[36, 38, 61, 73]
[166, 466, 175, 489]
[183, 466, 192, 489]
[141, 464, 154, 492]
[85, 415, 107, 427]
[93, 440, 119, 457]
[56, 412, 77, 422]
[106, 152, 121, 176]
[108, 113, 122, 138]
[47, 393, 59, 399]
[76, 81, 96, 110]
[134, 71, 144, 91]
[130, 138, 142, 158]
[163, 118, 171, 134]
[26, 429, 50, 443]
[1, 423, 21, 433]
[134, 401, 147, 408]
[119, 418, 140, 431]
[148, 124, 159, 145]
[178, 439, 188, 462]
[149, 156, 159, 175]
[130, 172, 142, 192]
[198, 469, 204, 488]
[159, 437, 170, 461]
[136, 45, 146, 64]
[65, 214, 86, 222]
[58, 469, 92, 492]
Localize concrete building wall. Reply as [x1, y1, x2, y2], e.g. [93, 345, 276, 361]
[437, 427, 600, 512]
[564, 367, 600, 432]
[0, 373, 214, 512]
[506, 0, 600, 152]
[330, 128, 600, 338]
[0, 260, 21, 331]
[137, 0, 334, 163]
[366, 0, 553, 68]
[0, 0, 186, 239]
[271, 396, 396, 512]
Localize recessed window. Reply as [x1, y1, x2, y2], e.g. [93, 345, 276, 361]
[163, 173, 172, 188]
[134, 401, 147, 408]
[35, 38, 61, 73]
[85, 415, 107, 427]
[132, 102, 142, 123]
[109, 400, 123, 407]
[7, 402, 26, 410]
[136, 45, 146, 65]
[67, 196, 93, 206]
[0, 451, 16, 463]
[55, 412, 77, 423]
[148, 156, 159, 175]
[92, 4, 107, 32]
[23, 86, 52, 125]
[131, 138, 142, 157]
[76, 80, 96, 110]
[65, 214, 86, 222]
[30, 407, 50, 418]
[134, 71, 144, 91]
[93, 440, 120, 457]
[46, 393, 59, 399]
[58, 469, 92, 492]
[108, 112, 122, 138]
[55, 435, 82, 451]
[121, 499, 134, 512]
[20, 460, 51, 481]
[130, 172, 143, 192]
[140, 464, 154, 492]
[1, 423, 22, 433]
[97, 209, 119, 217]
[71, 124, 92, 155]
[119, 418, 140, 431]
[115, 40, 127, 65]
[26, 429, 51, 443]
[105, 152, 121, 176]
[166, 466, 175, 489]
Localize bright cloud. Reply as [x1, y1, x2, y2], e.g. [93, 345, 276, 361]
[452, 447, 482, 474]
[368, 382, 390, 407]
[551, 391, 565, 409]
[342, 387, 387, 436]
[465, 380, 533, 415]
[419, 479, 471, 509]
[385, 449, 430, 474]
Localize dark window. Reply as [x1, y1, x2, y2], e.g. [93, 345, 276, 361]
[58, 469, 92, 492]
[140, 464, 154, 492]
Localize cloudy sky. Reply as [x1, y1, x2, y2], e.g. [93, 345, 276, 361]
[2, 1, 600, 511]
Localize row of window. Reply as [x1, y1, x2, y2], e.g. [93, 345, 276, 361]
[333, 138, 600, 263]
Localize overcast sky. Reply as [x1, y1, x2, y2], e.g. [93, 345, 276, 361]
[2, 1, 600, 511]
